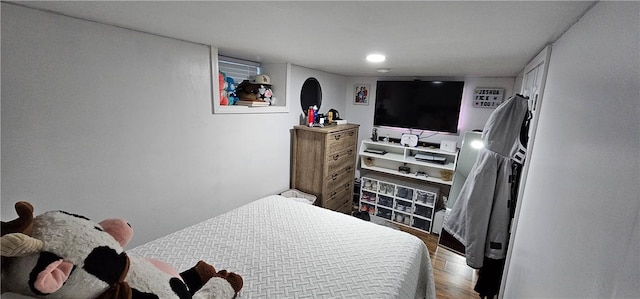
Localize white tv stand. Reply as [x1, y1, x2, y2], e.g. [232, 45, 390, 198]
[358, 140, 458, 234]
[359, 140, 458, 185]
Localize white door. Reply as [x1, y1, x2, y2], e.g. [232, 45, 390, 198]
[500, 45, 552, 297]
[521, 45, 552, 137]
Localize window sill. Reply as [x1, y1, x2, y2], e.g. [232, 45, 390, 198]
[212, 105, 288, 114]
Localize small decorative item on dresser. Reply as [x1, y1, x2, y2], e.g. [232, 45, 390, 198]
[307, 106, 315, 126]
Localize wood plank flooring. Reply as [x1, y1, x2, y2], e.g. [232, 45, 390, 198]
[398, 226, 479, 299]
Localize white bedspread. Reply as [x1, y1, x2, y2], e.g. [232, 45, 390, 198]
[131, 195, 435, 299]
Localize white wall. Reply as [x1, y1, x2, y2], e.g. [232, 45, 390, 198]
[287, 65, 348, 125]
[504, 2, 639, 298]
[0, 4, 298, 247]
[1, 4, 351, 248]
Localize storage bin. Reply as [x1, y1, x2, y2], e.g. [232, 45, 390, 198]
[412, 218, 431, 231]
[414, 205, 433, 219]
[432, 209, 447, 235]
[395, 186, 414, 200]
[280, 189, 317, 204]
[376, 207, 393, 220]
[377, 195, 394, 207]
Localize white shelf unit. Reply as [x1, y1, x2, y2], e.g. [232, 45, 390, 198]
[358, 140, 458, 185]
[358, 175, 439, 233]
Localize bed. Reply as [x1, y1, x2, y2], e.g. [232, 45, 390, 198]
[2, 195, 435, 299]
[131, 195, 435, 299]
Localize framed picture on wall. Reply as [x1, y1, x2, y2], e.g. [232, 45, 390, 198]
[354, 84, 370, 105]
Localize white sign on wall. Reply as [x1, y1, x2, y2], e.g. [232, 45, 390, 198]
[473, 88, 505, 108]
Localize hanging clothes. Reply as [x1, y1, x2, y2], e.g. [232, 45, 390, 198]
[474, 256, 506, 299]
[443, 94, 529, 269]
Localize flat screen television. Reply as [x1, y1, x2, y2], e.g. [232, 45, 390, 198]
[373, 80, 465, 134]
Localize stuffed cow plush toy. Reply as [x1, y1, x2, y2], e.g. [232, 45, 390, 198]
[1, 201, 243, 299]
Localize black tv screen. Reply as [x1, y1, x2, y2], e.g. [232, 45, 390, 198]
[374, 80, 465, 133]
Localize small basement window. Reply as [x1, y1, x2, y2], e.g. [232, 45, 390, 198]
[211, 47, 289, 114]
[218, 55, 260, 84]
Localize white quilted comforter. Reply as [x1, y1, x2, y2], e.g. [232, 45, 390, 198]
[131, 195, 435, 299]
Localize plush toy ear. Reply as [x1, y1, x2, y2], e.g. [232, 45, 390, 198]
[99, 219, 133, 248]
[32, 257, 74, 294]
[1, 201, 35, 236]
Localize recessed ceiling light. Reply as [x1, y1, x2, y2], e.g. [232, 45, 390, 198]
[377, 68, 391, 73]
[366, 54, 386, 63]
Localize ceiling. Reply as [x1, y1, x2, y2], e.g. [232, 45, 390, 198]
[12, 1, 595, 77]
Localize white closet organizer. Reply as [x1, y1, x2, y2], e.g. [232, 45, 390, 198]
[359, 140, 458, 185]
[359, 175, 439, 233]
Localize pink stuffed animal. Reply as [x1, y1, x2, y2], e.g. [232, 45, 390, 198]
[1, 201, 243, 299]
[219, 72, 229, 106]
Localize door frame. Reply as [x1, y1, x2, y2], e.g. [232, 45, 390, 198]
[500, 45, 552, 297]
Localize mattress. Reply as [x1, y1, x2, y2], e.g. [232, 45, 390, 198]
[131, 195, 435, 299]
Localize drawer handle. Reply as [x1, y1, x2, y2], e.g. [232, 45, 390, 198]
[333, 154, 340, 161]
[332, 173, 338, 180]
[347, 149, 353, 155]
[344, 183, 350, 189]
[334, 134, 341, 140]
[348, 131, 354, 136]
[331, 191, 337, 197]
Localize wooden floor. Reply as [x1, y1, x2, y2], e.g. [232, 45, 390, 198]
[398, 226, 479, 299]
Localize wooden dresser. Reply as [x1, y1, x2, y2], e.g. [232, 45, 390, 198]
[291, 124, 359, 213]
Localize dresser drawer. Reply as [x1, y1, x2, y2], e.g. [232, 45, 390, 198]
[326, 165, 354, 192]
[324, 181, 352, 211]
[334, 199, 352, 214]
[327, 128, 358, 154]
[326, 146, 356, 170]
